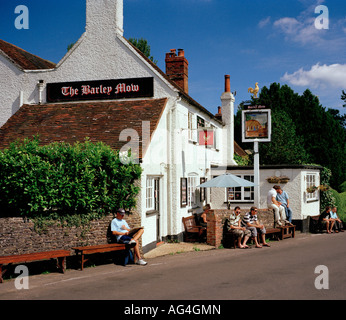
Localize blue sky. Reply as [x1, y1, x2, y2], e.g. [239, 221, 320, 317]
[0, 0, 345, 115]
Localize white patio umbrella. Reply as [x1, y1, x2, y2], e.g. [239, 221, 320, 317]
[198, 173, 257, 188]
[197, 173, 257, 209]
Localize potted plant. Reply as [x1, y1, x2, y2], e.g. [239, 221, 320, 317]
[306, 185, 318, 193]
[266, 176, 290, 184]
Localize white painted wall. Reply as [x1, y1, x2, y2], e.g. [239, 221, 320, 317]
[0, 0, 233, 250]
[210, 167, 321, 220]
[0, 55, 25, 126]
[140, 97, 225, 247]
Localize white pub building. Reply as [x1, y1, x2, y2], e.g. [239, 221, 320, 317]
[0, 0, 320, 253]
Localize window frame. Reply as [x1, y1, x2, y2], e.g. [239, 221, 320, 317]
[226, 174, 254, 203]
[187, 174, 198, 208]
[188, 112, 195, 142]
[306, 173, 319, 202]
[146, 176, 154, 210]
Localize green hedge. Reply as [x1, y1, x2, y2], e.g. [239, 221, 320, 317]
[0, 137, 142, 225]
[330, 188, 346, 223]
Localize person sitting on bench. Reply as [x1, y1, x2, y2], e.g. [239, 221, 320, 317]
[199, 204, 210, 228]
[111, 208, 147, 266]
[267, 185, 287, 227]
[319, 206, 335, 234]
[276, 187, 294, 226]
[227, 206, 251, 249]
[241, 206, 270, 248]
[330, 206, 344, 233]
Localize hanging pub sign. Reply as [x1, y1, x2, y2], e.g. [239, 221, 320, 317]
[243, 104, 268, 110]
[198, 129, 214, 147]
[242, 107, 272, 143]
[46, 77, 154, 103]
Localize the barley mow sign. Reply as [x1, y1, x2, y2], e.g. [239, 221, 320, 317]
[47, 77, 154, 103]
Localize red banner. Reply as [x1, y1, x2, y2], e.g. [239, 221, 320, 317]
[198, 129, 214, 146]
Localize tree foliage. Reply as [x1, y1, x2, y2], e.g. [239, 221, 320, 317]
[0, 137, 142, 225]
[258, 110, 310, 165]
[235, 83, 346, 190]
[128, 37, 157, 64]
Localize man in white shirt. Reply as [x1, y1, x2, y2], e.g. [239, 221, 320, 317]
[267, 185, 287, 227]
[111, 208, 147, 266]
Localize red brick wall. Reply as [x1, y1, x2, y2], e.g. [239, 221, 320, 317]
[0, 212, 141, 256]
[206, 209, 275, 247]
[165, 49, 189, 94]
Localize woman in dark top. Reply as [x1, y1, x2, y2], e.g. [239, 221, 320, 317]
[199, 204, 210, 228]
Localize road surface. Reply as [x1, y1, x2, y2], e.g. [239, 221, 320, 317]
[1, 232, 345, 301]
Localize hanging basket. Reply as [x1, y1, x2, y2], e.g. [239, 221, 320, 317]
[306, 186, 318, 193]
[266, 176, 290, 184]
[318, 185, 330, 192]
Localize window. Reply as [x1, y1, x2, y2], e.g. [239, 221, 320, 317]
[211, 124, 218, 149]
[227, 175, 254, 202]
[188, 112, 194, 141]
[197, 116, 205, 129]
[306, 173, 319, 201]
[146, 177, 154, 210]
[180, 178, 188, 207]
[200, 178, 207, 202]
[188, 174, 198, 207]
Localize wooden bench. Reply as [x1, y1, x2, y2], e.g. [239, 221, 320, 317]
[182, 216, 206, 243]
[309, 215, 322, 233]
[258, 227, 282, 243]
[72, 243, 128, 270]
[279, 225, 296, 239]
[223, 218, 295, 248]
[257, 225, 295, 243]
[0, 250, 70, 283]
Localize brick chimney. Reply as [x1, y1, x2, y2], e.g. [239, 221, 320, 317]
[165, 49, 189, 94]
[215, 106, 222, 120]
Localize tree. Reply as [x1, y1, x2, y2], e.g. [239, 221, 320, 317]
[258, 110, 310, 165]
[236, 83, 346, 190]
[67, 43, 75, 52]
[128, 37, 157, 64]
[234, 103, 309, 166]
[342, 90, 346, 108]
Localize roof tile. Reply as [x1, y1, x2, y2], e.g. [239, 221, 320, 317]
[0, 39, 56, 70]
[0, 98, 167, 159]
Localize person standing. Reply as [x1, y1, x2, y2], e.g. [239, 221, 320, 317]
[267, 185, 286, 227]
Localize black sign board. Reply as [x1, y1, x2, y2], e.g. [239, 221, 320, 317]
[243, 105, 268, 110]
[47, 77, 154, 103]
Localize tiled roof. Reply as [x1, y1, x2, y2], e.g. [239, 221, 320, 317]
[234, 141, 248, 157]
[0, 39, 56, 70]
[0, 98, 168, 159]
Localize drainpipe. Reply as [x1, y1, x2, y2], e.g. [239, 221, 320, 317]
[167, 96, 181, 239]
[37, 80, 44, 104]
[19, 91, 24, 108]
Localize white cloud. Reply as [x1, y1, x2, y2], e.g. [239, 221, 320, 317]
[258, 17, 271, 28]
[281, 63, 346, 89]
[274, 17, 301, 34]
[273, 16, 322, 45]
[271, 0, 344, 46]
